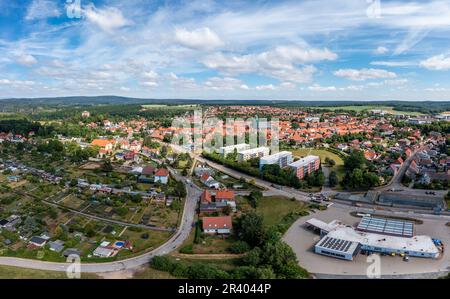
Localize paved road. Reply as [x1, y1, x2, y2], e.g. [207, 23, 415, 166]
[0, 170, 201, 273]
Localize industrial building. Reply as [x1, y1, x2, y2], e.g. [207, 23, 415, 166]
[306, 217, 441, 261]
[259, 151, 293, 169]
[237, 146, 270, 162]
[218, 143, 250, 157]
[378, 191, 444, 210]
[288, 155, 320, 179]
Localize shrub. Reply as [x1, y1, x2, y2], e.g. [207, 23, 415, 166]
[229, 241, 250, 254]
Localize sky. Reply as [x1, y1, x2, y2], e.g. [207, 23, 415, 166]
[1, 0, 450, 101]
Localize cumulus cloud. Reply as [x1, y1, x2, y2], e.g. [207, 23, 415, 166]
[84, 5, 130, 32]
[203, 45, 335, 83]
[204, 77, 248, 91]
[370, 61, 415, 67]
[25, 0, 61, 20]
[15, 54, 38, 66]
[308, 84, 336, 91]
[255, 84, 276, 91]
[374, 46, 388, 55]
[334, 68, 397, 81]
[420, 54, 450, 70]
[140, 81, 158, 88]
[175, 27, 224, 51]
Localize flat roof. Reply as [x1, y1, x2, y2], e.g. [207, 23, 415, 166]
[289, 155, 319, 167]
[327, 226, 439, 255]
[260, 151, 292, 161]
[238, 146, 270, 155]
[316, 236, 360, 255]
[356, 216, 414, 238]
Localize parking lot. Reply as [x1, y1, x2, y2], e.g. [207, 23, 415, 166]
[283, 204, 450, 277]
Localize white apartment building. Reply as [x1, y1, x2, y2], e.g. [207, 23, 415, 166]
[218, 143, 250, 157]
[237, 147, 270, 162]
[259, 151, 293, 169]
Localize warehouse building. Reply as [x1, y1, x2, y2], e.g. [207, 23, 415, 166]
[378, 191, 444, 210]
[307, 218, 440, 261]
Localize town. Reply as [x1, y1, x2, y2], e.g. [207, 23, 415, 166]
[0, 101, 449, 279]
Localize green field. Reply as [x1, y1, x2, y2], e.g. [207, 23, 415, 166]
[141, 104, 198, 109]
[256, 196, 308, 227]
[0, 265, 99, 279]
[291, 148, 345, 179]
[307, 105, 424, 116]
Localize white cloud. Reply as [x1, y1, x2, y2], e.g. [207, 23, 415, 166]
[374, 46, 388, 55]
[255, 84, 276, 91]
[142, 71, 159, 80]
[370, 61, 415, 67]
[204, 77, 247, 91]
[15, 54, 38, 66]
[25, 0, 61, 20]
[420, 54, 450, 70]
[140, 81, 158, 88]
[203, 45, 335, 83]
[174, 27, 224, 51]
[84, 5, 130, 32]
[334, 68, 397, 81]
[339, 85, 364, 91]
[308, 84, 336, 91]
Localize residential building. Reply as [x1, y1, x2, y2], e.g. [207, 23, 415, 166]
[288, 155, 320, 179]
[237, 146, 270, 162]
[218, 143, 250, 157]
[202, 216, 233, 234]
[154, 168, 169, 184]
[260, 151, 293, 169]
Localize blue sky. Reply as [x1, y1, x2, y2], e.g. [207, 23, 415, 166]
[1, 0, 450, 101]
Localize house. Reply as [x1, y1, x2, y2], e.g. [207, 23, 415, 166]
[48, 240, 65, 253]
[91, 139, 115, 152]
[138, 165, 155, 183]
[154, 168, 169, 184]
[200, 190, 213, 204]
[63, 248, 82, 258]
[93, 246, 118, 258]
[29, 236, 47, 248]
[202, 216, 233, 234]
[214, 190, 235, 202]
[200, 173, 221, 189]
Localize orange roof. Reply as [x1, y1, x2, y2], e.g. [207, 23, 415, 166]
[155, 168, 169, 177]
[215, 190, 235, 200]
[201, 190, 212, 203]
[202, 216, 232, 230]
[91, 139, 114, 147]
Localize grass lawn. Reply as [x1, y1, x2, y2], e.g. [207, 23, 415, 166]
[306, 105, 424, 116]
[256, 196, 309, 227]
[291, 148, 345, 179]
[132, 267, 176, 279]
[0, 265, 99, 279]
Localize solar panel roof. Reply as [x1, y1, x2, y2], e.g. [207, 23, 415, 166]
[356, 216, 414, 237]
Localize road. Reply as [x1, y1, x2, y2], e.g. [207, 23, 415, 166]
[0, 170, 202, 273]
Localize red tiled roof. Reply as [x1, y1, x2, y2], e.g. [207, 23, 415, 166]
[155, 168, 169, 177]
[202, 216, 232, 230]
[201, 190, 212, 203]
[215, 190, 235, 200]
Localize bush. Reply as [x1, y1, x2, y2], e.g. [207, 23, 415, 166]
[179, 244, 194, 254]
[229, 241, 250, 254]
